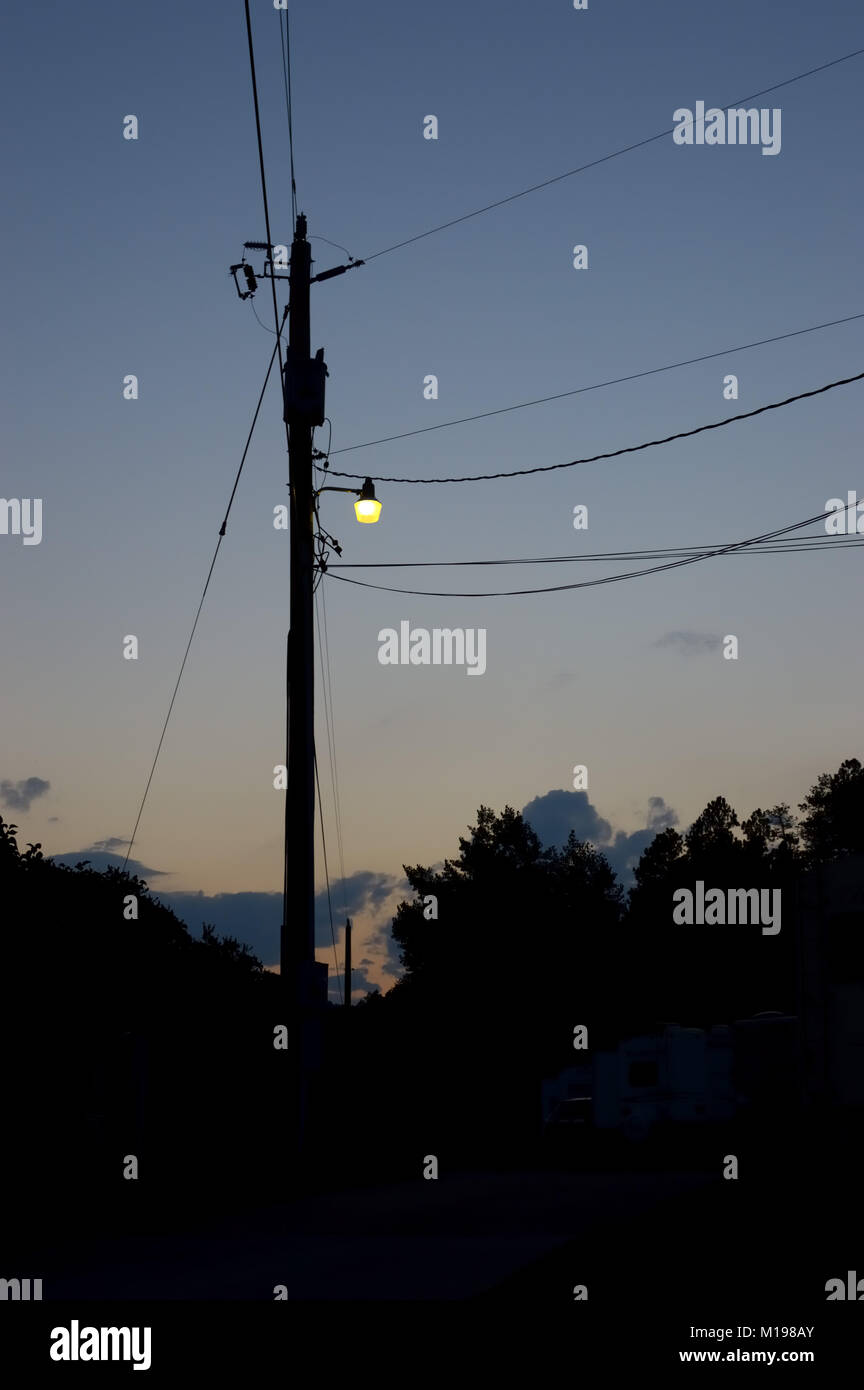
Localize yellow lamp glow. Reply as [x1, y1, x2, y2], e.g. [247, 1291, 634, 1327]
[354, 478, 382, 523]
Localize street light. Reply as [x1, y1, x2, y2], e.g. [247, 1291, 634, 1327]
[353, 478, 382, 524]
[315, 477, 382, 524]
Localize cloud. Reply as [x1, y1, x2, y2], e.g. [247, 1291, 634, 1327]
[522, 790, 678, 887]
[543, 671, 578, 692]
[645, 795, 678, 832]
[604, 796, 679, 882]
[88, 836, 131, 853]
[50, 846, 165, 880]
[327, 869, 407, 922]
[328, 961, 380, 1004]
[159, 890, 280, 962]
[654, 630, 721, 656]
[367, 918, 403, 977]
[0, 777, 50, 813]
[161, 870, 409, 970]
[326, 871, 409, 979]
[522, 789, 612, 848]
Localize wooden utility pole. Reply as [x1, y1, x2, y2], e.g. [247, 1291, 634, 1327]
[283, 213, 315, 972]
[282, 211, 328, 1164]
[344, 917, 352, 1009]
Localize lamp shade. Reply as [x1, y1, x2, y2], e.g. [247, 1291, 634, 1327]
[354, 477, 382, 523]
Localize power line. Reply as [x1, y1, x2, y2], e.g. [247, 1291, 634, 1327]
[326, 369, 864, 484]
[250, 299, 279, 335]
[320, 582, 348, 905]
[330, 311, 864, 457]
[315, 583, 348, 924]
[245, 0, 299, 952]
[244, 0, 287, 362]
[310, 235, 354, 260]
[279, 4, 298, 223]
[121, 332, 285, 874]
[323, 499, 860, 598]
[312, 429, 350, 941]
[313, 417, 333, 467]
[314, 748, 342, 1004]
[328, 535, 864, 570]
[360, 46, 864, 263]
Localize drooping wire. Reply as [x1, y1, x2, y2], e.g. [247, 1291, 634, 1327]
[326, 369, 864, 483]
[121, 326, 286, 875]
[327, 534, 864, 570]
[310, 236, 354, 260]
[314, 747, 342, 1003]
[318, 580, 348, 915]
[250, 299, 279, 335]
[314, 417, 333, 467]
[328, 311, 864, 458]
[311, 465, 350, 936]
[323, 498, 860, 599]
[310, 471, 351, 979]
[314, 592, 348, 1000]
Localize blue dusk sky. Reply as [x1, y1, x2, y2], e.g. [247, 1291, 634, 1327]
[2, 1, 863, 995]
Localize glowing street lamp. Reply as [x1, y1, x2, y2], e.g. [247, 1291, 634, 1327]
[353, 477, 382, 524]
[315, 476, 383, 524]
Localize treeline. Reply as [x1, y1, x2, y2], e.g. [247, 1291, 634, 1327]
[334, 759, 864, 1171]
[2, 759, 862, 1231]
[0, 820, 287, 1244]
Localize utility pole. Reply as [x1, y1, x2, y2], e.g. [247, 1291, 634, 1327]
[344, 917, 352, 1009]
[282, 211, 328, 1167]
[230, 212, 366, 1170]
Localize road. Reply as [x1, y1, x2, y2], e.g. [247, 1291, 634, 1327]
[36, 1168, 716, 1300]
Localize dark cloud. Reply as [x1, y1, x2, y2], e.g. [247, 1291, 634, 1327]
[159, 890, 280, 963]
[50, 847, 165, 880]
[88, 836, 131, 853]
[328, 869, 406, 921]
[654, 630, 721, 655]
[367, 919, 403, 977]
[161, 870, 408, 970]
[543, 671, 578, 691]
[328, 962, 380, 1004]
[522, 789, 612, 848]
[332, 873, 409, 980]
[604, 796, 679, 882]
[522, 790, 679, 887]
[0, 777, 50, 813]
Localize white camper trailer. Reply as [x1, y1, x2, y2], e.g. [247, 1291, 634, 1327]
[592, 1025, 736, 1140]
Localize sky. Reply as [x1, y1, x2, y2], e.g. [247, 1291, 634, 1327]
[2, 1, 863, 998]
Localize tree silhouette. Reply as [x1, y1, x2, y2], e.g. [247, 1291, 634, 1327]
[0, 816, 284, 1244]
[799, 757, 864, 862]
[5, 754, 863, 1208]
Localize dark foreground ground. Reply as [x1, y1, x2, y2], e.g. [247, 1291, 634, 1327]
[4, 1149, 860, 1378]
[13, 1152, 860, 1306]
